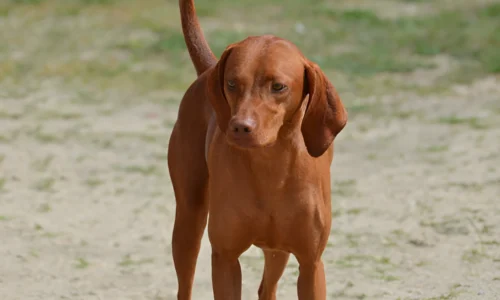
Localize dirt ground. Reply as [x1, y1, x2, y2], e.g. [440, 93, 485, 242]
[1, 0, 500, 299]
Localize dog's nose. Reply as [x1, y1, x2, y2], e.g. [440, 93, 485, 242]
[230, 118, 256, 134]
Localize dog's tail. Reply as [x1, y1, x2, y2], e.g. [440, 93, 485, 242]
[179, 0, 217, 76]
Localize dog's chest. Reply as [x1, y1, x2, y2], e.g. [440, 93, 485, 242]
[208, 155, 325, 221]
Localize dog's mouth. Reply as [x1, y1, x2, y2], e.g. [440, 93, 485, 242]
[226, 134, 259, 149]
[226, 132, 274, 149]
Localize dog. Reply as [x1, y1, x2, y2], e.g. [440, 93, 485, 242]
[167, 0, 348, 299]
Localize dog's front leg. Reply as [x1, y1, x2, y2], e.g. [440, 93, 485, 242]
[211, 250, 243, 300]
[297, 259, 327, 300]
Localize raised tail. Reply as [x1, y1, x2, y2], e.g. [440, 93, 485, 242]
[179, 0, 217, 76]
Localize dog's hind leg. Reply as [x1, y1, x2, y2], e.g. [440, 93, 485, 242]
[168, 124, 209, 300]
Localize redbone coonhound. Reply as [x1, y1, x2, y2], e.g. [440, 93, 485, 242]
[167, 0, 348, 299]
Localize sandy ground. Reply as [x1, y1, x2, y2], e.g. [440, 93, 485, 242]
[1, 1, 500, 300]
[1, 74, 499, 299]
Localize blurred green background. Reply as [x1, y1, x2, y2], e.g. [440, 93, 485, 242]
[1, 0, 499, 102]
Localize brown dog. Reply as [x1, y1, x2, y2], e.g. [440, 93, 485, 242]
[167, 0, 348, 299]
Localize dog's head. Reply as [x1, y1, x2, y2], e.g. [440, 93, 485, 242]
[207, 35, 347, 157]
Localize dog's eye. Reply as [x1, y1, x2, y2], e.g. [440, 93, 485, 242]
[271, 83, 286, 92]
[227, 80, 236, 89]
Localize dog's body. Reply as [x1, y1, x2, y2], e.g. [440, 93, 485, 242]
[168, 1, 347, 299]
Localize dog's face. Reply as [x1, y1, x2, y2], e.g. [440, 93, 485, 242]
[220, 37, 306, 149]
[207, 35, 347, 157]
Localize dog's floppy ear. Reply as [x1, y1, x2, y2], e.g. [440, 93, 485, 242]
[301, 61, 347, 157]
[206, 45, 234, 133]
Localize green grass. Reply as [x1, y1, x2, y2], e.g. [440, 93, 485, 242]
[119, 165, 161, 176]
[1, 0, 498, 96]
[438, 116, 489, 129]
[462, 248, 489, 263]
[31, 155, 54, 172]
[85, 178, 104, 188]
[37, 111, 82, 121]
[309, 4, 499, 77]
[74, 258, 90, 269]
[8, 0, 114, 4]
[37, 203, 52, 213]
[0, 177, 6, 191]
[335, 254, 394, 269]
[420, 217, 470, 236]
[118, 254, 155, 267]
[423, 145, 449, 153]
[34, 178, 56, 192]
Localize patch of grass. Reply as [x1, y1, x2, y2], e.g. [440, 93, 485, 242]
[79, 0, 115, 4]
[309, 3, 499, 78]
[420, 217, 470, 236]
[0, 111, 22, 119]
[462, 248, 489, 264]
[42, 232, 60, 238]
[421, 293, 459, 300]
[345, 233, 360, 248]
[346, 208, 365, 215]
[2, 0, 498, 98]
[0, 215, 10, 221]
[9, 0, 42, 4]
[208, 30, 251, 58]
[29, 127, 63, 144]
[392, 110, 417, 119]
[421, 283, 464, 300]
[117, 27, 185, 57]
[332, 179, 357, 197]
[448, 182, 484, 192]
[37, 111, 82, 120]
[150, 30, 187, 55]
[113, 132, 164, 143]
[400, 4, 500, 72]
[118, 254, 155, 267]
[423, 145, 449, 153]
[31, 155, 54, 172]
[331, 281, 384, 299]
[85, 178, 104, 188]
[140, 235, 153, 241]
[393, 226, 427, 245]
[415, 260, 430, 267]
[37, 203, 51, 213]
[408, 238, 432, 248]
[119, 165, 160, 176]
[91, 138, 113, 149]
[438, 116, 489, 129]
[368, 267, 400, 282]
[115, 187, 125, 195]
[74, 258, 90, 269]
[480, 240, 500, 246]
[322, 51, 431, 76]
[345, 102, 380, 116]
[0, 130, 20, 143]
[34, 178, 55, 192]
[335, 254, 393, 269]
